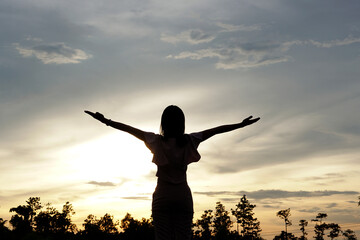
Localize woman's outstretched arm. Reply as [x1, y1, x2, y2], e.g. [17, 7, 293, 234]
[85, 110, 145, 141]
[200, 116, 260, 141]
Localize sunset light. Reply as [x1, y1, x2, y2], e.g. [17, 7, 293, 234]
[65, 133, 155, 181]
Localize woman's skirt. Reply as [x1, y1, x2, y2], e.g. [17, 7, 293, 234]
[152, 179, 193, 240]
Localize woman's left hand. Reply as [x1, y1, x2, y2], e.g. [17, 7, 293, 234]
[85, 110, 106, 122]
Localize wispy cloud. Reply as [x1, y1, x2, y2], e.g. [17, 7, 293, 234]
[161, 22, 261, 46]
[216, 22, 262, 32]
[166, 35, 360, 69]
[25, 36, 43, 42]
[298, 207, 321, 213]
[167, 41, 292, 69]
[299, 173, 346, 182]
[161, 29, 215, 45]
[121, 196, 151, 201]
[326, 203, 338, 208]
[160, 22, 262, 46]
[262, 204, 283, 209]
[307, 36, 360, 48]
[14, 42, 91, 64]
[87, 181, 117, 187]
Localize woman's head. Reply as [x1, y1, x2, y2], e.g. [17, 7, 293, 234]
[160, 105, 185, 138]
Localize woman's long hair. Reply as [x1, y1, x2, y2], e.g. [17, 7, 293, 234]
[160, 105, 187, 146]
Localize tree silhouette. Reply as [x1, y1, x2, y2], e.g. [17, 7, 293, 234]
[27, 197, 42, 223]
[34, 203, 57, 233]
[194, 209, 213, 240]
[276, 208, 292, 240]
[82, 214, 102, 237]
[311, 213, 327, 225]
[84, 213, 119, 233]
[327, 223, 341, 240]
[343, 229, 357, 240]
[273, 231, 297, 240]
[299, 219, 308, 240]
[314, 223, 327, 240]
[0, 218, 7, 229]
[98, 213, 119, 234]
[0, 218, 10, 239]
[213, 201, 233, 240]
[35, 201, 76, 234]
[0, 218, 8, 231]
[231, 195, 261, 239]
[312, 213, 328, 240]
[120, 213, 154, 240]
[82, 213, 119, 240]
[9, 197, 42, 232]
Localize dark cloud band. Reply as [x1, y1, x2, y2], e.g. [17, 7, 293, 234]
[194, 189, 359, 200]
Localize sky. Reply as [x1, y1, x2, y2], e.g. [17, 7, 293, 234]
[1, 0, 360, 238]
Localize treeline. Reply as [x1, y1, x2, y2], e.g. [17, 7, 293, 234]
[274, 209, 357, 240]
[0, 196, 357, 240]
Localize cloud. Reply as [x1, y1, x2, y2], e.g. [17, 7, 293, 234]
[194, 190, 359, 200]
[161, 22, 261, 45]
[218, 197, 239, 203]
[307, 36, 360, 48]
[14, 42, 91, 64]
[216, 22, 262, 32]
[262, 204, 281, 209]
[298, 207, 321, 213]
[300, 173, 346, 182]
[161, 29, 215, 45]
[87, 181, 117, 187]
[25, 36, 43, 42]
[326, 203, 338, 208]
[167, 40, 295, 69]
[121, 196, 151, 201]
[166, 35, 360, 69]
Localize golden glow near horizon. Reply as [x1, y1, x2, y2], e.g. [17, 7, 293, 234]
[62, 132, 155, 182]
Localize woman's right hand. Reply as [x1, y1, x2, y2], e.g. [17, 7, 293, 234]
[241, 116, 260, 126]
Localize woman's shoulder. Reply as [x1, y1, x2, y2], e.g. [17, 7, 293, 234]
[187, 132, 203, 142]
[144, 132, 161, 145]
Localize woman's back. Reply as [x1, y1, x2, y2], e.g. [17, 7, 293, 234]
[144, 132, 203, 184]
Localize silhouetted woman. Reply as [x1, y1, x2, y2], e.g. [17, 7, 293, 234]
[85, 105, 259, 240]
